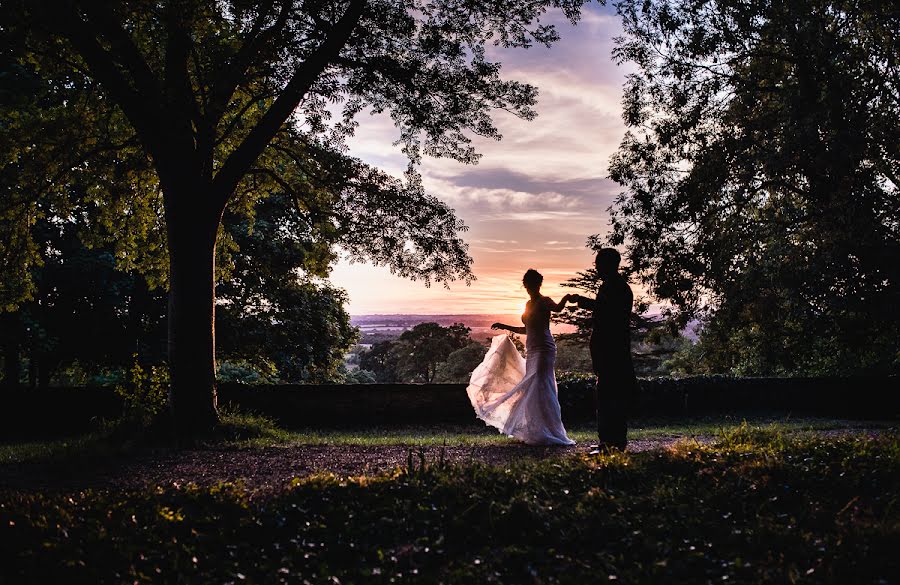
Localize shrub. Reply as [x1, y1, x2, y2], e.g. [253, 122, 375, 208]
[112, 354, 168, 424]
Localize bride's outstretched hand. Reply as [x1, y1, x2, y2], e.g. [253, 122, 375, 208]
[491, 323, 506, 331]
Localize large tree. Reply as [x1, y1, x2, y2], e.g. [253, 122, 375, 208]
[3, 0, 591, 433]
[605, 0, 900, 375]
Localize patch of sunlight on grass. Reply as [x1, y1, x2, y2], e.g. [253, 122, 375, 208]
[628, 416, 894, 440]
[231, 416, 893, 448]
[238, 426, 525, 448]
[0, 435, 104, 464]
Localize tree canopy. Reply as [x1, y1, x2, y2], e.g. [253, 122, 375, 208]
[0, 187, 361, 387]
[605, 0, 900, 375]
[1, 0, 598, 305]
[2, 0, 595, 429]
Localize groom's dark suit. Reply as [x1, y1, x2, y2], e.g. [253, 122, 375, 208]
[578, 272, 637, 449]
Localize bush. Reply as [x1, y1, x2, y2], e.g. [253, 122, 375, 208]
[112, 354, 168, 424]
[216, 359, 279, 384]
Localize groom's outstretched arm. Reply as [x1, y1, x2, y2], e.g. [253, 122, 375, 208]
[492, 323, 526, 334]
[573, 294, 597, 311]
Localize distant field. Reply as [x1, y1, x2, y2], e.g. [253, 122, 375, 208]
[352, 313, 577, 343]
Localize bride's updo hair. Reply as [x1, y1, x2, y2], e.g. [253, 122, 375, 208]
[522, 269, 543, 291]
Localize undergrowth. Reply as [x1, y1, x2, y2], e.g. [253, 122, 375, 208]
[1, 426, 897, 584]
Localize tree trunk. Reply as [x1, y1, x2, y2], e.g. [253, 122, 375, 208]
[165, 197, 222, 437]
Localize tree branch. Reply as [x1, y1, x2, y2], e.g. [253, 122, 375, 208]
[47, 2, 165, 157]
[205, 0, 291, 128]
[77, 1, 164, 103]
[247, 167, 297, 197]
[211, 0, 367, 207]
[163, 3, 203, 170]
[213, 90, 279, 148]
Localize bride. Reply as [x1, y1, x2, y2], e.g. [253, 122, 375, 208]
[466, 269, 575, 446]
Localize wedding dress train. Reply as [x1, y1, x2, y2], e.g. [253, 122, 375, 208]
[466, 305, 575, 446]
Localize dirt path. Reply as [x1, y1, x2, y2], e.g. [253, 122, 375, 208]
[0, 429, 889, 495]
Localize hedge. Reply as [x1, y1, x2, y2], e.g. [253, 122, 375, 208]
[2, 376, 896, 439]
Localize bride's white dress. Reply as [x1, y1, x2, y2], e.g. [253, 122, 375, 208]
[466, 299, 575, 446]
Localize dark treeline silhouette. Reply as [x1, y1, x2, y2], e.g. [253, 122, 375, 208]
[0, 191, 357, 388]
[590, 0, 899, 376]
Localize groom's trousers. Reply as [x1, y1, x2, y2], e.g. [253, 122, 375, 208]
[595, 368, 636, 449]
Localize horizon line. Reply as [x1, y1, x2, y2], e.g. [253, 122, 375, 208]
[350, 312, 523, 317]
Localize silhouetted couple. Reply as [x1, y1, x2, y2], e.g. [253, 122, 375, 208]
[466, 248, 636, 450]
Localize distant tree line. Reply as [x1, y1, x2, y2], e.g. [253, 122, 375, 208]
[354, 321, 684, 383]
[357, 322, 487, 384]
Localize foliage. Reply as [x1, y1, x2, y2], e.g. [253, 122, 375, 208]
[216, 195, 360, 382]
[358, 340, 401, 383]
[554, 337, 593, 373]
[393, 322, 473, 383]
[0, 214, 167, 387]
[605, 0, 900, 375]
[434, 342, 487, 383]
[0, 54, 170, 306]
[341, 367, 378, 384]
[2, 0, 605, 311]
[112, 354, 170, 425]
[216, 360, 280, 385]
[1, 429, 897, 583]
[0, 189, 357, 386]
[2, 0, 602, 426]
[360, 322, 474, 383]
[633, 328, 693, 377]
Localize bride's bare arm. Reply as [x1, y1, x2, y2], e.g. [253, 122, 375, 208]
[492, 322, 526, 334]
[546, 294, 573, 312]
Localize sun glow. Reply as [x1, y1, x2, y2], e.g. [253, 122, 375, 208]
[331, 256, 592, 316]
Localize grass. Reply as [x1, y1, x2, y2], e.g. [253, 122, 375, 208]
[1, 426, 897, 584]
[0, 435, 105, 464]
[185, 410, 898, 448]
[1, 412, 895, 463]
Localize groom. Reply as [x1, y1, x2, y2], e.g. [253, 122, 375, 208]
[569, 248, 637, 450]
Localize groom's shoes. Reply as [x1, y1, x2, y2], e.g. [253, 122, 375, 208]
[591, 441, 626, 453]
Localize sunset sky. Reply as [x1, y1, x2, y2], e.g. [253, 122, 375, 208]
[330, 4, 631, 315]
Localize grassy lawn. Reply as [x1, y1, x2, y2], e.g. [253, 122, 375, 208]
[1, 426, 897, 584]
[221, 415, 894, 447]
[1, 414, 895, 464]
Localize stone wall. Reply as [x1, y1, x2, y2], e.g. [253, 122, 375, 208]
[3, 377, 896, 439]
